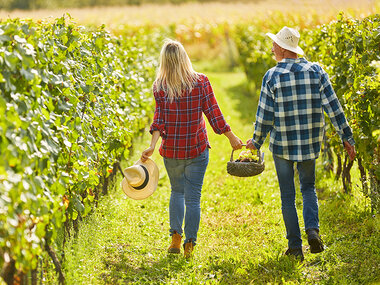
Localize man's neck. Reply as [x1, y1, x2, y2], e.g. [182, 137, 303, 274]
[283, 50, 298, 59]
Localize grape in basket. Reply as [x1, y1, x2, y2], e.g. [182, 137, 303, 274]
[236, 150, 259, 162]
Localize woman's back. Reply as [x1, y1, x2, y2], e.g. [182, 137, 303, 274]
[152, 73, 230, 159]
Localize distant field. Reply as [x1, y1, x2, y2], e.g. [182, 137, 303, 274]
[0, 0, 378, 28]
[1, 0, 376, 67]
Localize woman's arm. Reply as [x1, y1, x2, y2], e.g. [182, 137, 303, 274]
[141, 130, 160, 162]
[201, 76, 242, 150]
[224, 130, 243, 150]
[201, 76, 231, 135]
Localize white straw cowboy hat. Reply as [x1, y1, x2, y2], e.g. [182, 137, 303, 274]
[266, 26, 304, 55]
[121, 158, 159, 200]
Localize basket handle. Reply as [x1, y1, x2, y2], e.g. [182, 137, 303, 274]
[229, 144, 262, 163]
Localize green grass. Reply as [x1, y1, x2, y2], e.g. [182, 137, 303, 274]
[52, 68, 380, 284]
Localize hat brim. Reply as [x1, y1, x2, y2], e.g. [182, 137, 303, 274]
[266, 32, 304, 55]
[121, 158, 159, 200]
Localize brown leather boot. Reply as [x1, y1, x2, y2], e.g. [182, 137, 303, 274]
[183, 240, 194, 259]
[306, 228, 324, 253]
[168, 232, 182, 254]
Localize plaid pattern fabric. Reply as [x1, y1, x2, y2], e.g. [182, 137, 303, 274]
[252, 58, 354, 161]
[150, 73, 231, 159]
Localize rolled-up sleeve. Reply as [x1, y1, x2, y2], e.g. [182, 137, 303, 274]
[201, 76, 231, 134]
[149, 90, 166, 137]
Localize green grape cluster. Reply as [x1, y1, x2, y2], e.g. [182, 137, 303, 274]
[236, 150, 259, 162]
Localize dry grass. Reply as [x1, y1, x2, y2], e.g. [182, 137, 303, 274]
[0, 0, 378, 28]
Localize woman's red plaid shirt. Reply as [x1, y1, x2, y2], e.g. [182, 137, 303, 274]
[150, 74, 231, 159]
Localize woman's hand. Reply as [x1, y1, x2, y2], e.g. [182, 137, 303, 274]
[246, 138, 257, 150]
[141, 146, 155, 162]
[224, 131, 243, 150]
[229, 135, 243, 150]
[141, 131, 160, 162]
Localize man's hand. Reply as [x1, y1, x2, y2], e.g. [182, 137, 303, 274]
[246, 138, 257, 150]
[141, 146, 154, 162]
[344, 141, 356, 161]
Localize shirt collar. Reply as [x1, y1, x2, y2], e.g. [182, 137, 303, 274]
[280, 58, 306, 63]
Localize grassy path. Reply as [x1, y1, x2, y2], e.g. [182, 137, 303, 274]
[58, 70, 380, 284]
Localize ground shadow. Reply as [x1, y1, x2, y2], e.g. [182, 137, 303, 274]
[99, 250, 189, 284]
[202, 252, 303, 284]
[99, 248, 304, 284]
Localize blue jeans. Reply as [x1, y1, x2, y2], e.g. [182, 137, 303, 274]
[163, 148, 209, 245]
[272, 154, 319, 249]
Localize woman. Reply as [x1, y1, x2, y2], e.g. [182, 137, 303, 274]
[141, 39, 242, 258]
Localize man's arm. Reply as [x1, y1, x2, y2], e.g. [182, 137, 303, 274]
[320, 70, 356, 160]
[247, 75, 274, 150]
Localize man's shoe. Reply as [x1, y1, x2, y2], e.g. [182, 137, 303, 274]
[168, 232, 182, 254]
[306, 228, 324, 253]
[285, 248, 304, 261]
[183, 240, 194, 259]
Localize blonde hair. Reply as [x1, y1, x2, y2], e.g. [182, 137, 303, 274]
[154, 39, 199, 101]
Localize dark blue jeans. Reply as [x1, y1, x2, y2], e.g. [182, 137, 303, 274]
[273, 154, 319, 249]
[163, 148, 209, 245]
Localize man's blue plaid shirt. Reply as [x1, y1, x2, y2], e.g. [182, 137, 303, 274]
[252, 58, 355, 161]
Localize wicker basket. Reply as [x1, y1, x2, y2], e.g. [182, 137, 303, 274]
[227, 146, 265, 177]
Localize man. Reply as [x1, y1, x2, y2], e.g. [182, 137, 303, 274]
[246, 26, 356, 261]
